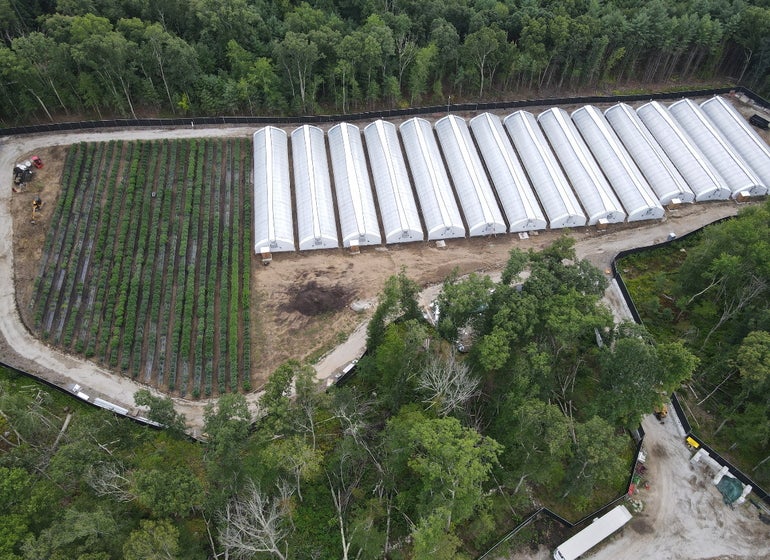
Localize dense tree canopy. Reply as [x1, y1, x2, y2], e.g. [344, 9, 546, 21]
[1, 0, 769, 124]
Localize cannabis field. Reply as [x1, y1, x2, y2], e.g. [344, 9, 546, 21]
[32, 139, 252, 397]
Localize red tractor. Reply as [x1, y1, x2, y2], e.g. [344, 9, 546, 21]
[31, 156, 43, 168]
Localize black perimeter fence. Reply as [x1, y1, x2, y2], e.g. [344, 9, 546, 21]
[3, 85, 769, 137]
[2, 85, 770, 559]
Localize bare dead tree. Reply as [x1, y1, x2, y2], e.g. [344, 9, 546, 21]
[218, 481, 294, 560]
[417, 354, 480, 417]
[86, 462, 135, 503]
[326, 448, 366, 560]
[703, 274, 768, 347]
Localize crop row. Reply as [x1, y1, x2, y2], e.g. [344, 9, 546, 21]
[33, 138, 252, 396]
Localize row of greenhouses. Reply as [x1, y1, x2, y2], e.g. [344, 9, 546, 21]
[253, 95, 770, 252]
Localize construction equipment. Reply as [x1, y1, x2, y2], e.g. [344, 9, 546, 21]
[13, 162, 33, 184]
[30, 197, 43, 224]
[654, 404, 668, 421]
[31, 155, 43, 168]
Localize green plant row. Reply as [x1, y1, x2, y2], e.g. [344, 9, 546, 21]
[67, 141, 117, 352]
[49, 142, 101, 343]
[228, 138, 242, 391]
[107, 141, 148, 368]
[192, 140, 213, 397]
[131, 140, 169, 377]
[206, 141, 222, 396]
[80, 140, 123, 357]
[240, 138, 252, 391]
[121, 141, 162, 374]
[35, 142, 87, 332]
[168, 139, 198, 391]
[157, 140, 187, 387]
[90, 141, 134, 358]
[97, 141, 138, 359]
[217, 139, 232, 393]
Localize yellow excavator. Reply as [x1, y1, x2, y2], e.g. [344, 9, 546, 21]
[30, 197, 43, 224]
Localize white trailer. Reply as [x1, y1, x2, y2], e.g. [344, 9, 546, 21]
[553, 504, 632, 560]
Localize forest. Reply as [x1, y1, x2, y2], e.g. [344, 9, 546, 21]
[1, 238, 699, 559]
[1, 0, 770, 124]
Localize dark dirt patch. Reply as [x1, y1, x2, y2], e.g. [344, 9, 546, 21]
[631, 518, 654, 534]
[284, 280, 355, 316]
[652, 441, 668, 458]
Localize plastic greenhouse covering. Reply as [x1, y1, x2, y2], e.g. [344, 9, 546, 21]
[700, 95, 770, 192]
[400, 117, 466, 239]
[604, 103, 695, 204]
[538, 108, 626, 225]
[328, 122, 382, 247]
[572, 106, 664, 222]
[363, 120, 424, 243]
[435, 115, 506, 236]
[503, 110, 586, 229]
[291, 125, 339, 250]
[669, 98, 766, 198]
[469, 113, 547, 232]
[253, 127, 295, 252]
[637, 101, 731, 201]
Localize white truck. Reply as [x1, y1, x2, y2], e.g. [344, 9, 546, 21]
[553, 504, 632, 560]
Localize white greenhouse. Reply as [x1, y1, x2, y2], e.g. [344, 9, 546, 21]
[253, 127, 295, 253]
[291, 125, 339, 251]
[572, 106, 664, 221]
[502, 110, 586, 229]
[363, 120, 424, 244]
[604, 103, 695, 204]
[399, 117, 466, 240]
[637, 101, 732, 201]
[701, 95, 770, 191]
[435, 115, 506, 236]
[670, 98, 766, 198]
[328, 123, 382, 247]
[538, 108, 626, 225]
[469, 113, 547, 232]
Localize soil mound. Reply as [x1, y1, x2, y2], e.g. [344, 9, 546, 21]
[285, 280, 354, 316]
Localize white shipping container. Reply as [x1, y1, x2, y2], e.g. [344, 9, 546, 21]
[553, 505, 633, 560]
